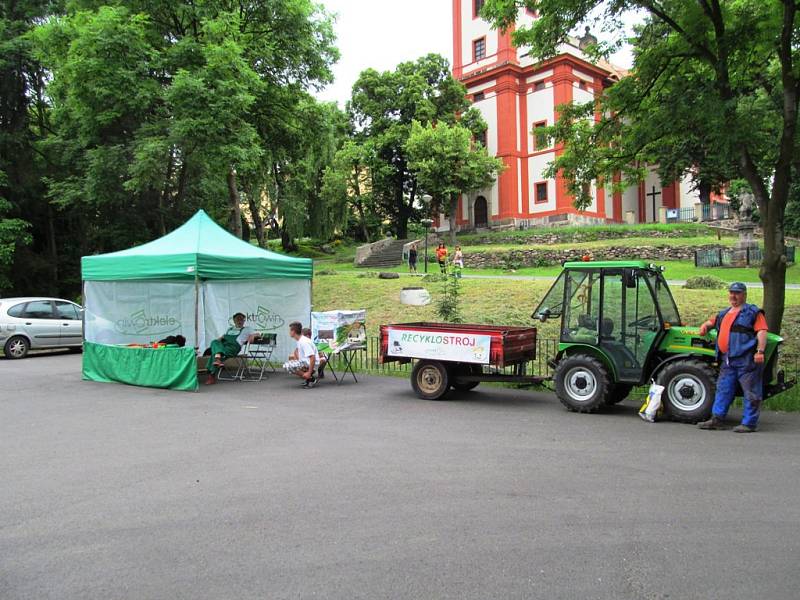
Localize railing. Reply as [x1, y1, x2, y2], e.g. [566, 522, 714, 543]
[695, 246, 796, 267]
[669, 204, 732, 223]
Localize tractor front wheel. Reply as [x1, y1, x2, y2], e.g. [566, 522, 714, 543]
[657, 359, 716, 423]
[553, 354, 611, 413]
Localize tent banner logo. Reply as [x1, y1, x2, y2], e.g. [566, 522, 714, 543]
[231, 306, 285, 330]
[115, 309, 180, 335]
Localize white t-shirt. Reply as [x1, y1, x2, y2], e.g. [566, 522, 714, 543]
[296, 335, 318, 363]
[226, 326, 255, 345]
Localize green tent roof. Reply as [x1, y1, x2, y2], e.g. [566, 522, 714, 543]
[82, 210, 312, 281]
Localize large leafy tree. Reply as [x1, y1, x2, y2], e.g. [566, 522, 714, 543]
[348, 54, 477, 238]
[482, 0, 798, 333]
[21, 0, 337, 296]
[406, 121, 504, 245]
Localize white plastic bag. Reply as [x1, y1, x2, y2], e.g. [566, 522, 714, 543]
[639, 382, 665, 422]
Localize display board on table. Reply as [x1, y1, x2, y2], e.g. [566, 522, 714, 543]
[311, 310, 366, 353]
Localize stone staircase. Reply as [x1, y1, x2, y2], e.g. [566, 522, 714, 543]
[355, 238, 411, 268]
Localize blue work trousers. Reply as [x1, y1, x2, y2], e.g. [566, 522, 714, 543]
[712, 354, 764, 427]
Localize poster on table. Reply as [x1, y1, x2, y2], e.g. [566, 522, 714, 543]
[386, 328, 491, 364]
[203, 279, 311, 360]
[311, 310, 367, 353]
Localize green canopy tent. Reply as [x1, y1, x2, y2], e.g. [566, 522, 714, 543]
[81, 210, 312, 390]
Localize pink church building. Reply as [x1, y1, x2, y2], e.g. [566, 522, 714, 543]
[447, 0, 719, 230]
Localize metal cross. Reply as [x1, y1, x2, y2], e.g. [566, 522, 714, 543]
[646, 185, 661, 222]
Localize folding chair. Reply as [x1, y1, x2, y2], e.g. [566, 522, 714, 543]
[217, 333, 276, 382]
[241, 333, 277, 381]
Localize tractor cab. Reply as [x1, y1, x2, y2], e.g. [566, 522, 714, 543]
[535, 261, 679, 383]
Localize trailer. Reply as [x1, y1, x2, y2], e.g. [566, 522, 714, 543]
[379, 322, 545, 400]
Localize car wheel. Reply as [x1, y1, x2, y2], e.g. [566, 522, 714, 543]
[553, 354, 611, 413]
[605, 383, 634, 405]
[411, 360, 451, 400]
[657, 359, 716, 423]
[4, 336, 30, 359]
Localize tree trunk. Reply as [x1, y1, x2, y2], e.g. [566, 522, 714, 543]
[448, 193, 458, 247]
[351, 165, 371, 243]
[247, 184, 265, 248]
[226, 168, 243, 238]
[697, 180, 711, 205]
[46, 204, 58, 296]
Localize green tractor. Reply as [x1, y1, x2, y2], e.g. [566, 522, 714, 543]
[534, 261, 793, 422]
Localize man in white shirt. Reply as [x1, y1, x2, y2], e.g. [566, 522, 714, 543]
[283, 321, 318, 388]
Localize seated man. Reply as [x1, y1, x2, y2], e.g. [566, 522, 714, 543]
[205, 312, 256, 385]
[283, 321, 318, 388]
[302, 327, 327, 379]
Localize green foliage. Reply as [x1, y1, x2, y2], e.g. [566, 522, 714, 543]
[684, 276, 728, 290]
[481, 0, 799, 332]
[348, 54, 478, 238]
[406, 120, 503, 245]
[2, 0, 340, 297]
[435, 272, 463, 324]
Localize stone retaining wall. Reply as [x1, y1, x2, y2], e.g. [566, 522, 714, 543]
[463, 245, 724, 268]
[463, 228, 732, 246]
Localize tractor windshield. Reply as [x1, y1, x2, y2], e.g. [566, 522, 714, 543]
[644, 271, 681, 325]
[532, 270, 569, 320]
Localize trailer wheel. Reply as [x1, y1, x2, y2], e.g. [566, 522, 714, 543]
[605, 383, 633, 405]
[553, 354, 611, 413]
[451, 364, 481, 392]
[411, 360, 451, 400]
[657, 359, 716, 423]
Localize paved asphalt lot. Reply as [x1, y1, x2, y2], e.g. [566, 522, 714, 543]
[2, 353, 799, 600]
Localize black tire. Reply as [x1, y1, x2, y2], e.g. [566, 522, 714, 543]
[553, 354, 611, 413]
[411, 360, 451, 400]
[605, 383, 634, 405]
[451, 364, 481, 392]
[656, 359, 716, 423]
[4, 335, 30, 359]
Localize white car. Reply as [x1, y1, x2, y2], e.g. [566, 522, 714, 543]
[0, 297, 84, 359]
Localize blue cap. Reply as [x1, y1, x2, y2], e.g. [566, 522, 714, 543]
[729, 282, 747, 293]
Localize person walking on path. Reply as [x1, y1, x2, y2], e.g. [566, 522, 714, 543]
[453, 245, 464, 277]
[408, 243, 418, 274]
[435, 243, 448, 274]
[697, 282, 769, 432]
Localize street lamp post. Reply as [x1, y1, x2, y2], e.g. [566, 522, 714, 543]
[420, 218, 434, 273]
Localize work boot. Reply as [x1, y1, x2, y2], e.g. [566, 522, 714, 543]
[697, 416, 724, 430]
[733, 424, 758, 433]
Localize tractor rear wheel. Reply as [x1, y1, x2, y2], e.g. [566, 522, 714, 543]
[553, 354, 611, 413]
[605, 383, 634, 405]
[657, 359, 716, 423]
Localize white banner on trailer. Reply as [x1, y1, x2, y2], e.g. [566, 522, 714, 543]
[84, 280, 202, 348]
[387, 328, 491, 364]
[202, 279, 310, 360]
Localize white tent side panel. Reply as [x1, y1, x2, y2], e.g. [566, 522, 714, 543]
[202, 279, 311, 359]
[84, 280, 202, 348]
